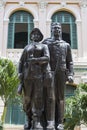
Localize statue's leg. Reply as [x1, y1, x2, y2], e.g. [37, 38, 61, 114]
[23, 79, 33, 130]
[24, 109, 33, 130]
[55, 71, 65, 130]
[40, 87, 48, 128]
[55, 100, 64, 130]
[23, 98, 33, 130]
[46, 72, 55, 129]
[55, 101, 61, 129]
[32, 78, 43, 129]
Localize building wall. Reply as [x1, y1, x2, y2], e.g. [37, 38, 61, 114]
[0, 0, 87, 60]
[0, 0, 85, 57]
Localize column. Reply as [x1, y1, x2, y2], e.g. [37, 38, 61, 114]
[2, 18, 9, 57]
[38, 1, 48, 38]
[0, 2, 5, 57]
[46, 19, 52, 38]
[34, 19, 39, 28]
[76, 20, 82, 58]
[80, 2, 87, 58]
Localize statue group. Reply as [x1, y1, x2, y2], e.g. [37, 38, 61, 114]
[18, 23, 74, 130]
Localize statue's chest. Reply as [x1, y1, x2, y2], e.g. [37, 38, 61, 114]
[27, 44, 43, 57]
[50, 43, 66, 57]
[34, 45, 43, 57]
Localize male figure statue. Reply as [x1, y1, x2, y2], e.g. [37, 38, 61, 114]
[18, 28, 51, 129]
[43, 22, 74, 130]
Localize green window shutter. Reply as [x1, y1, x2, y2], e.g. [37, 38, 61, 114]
[52, 11, 77, 49]
[7, 11, 34, 49]
[70, 23, 77, 49]
[28, 23, 34, 43]
[7, 23, 14, 48]
[27, 13, 34, 43]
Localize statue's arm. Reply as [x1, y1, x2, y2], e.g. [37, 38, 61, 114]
[66, 44, 74, 82]
[18, 48, 27, 80]
[17, 48, 27, 94]
[36, 44, 50, 64]
[28, 44, 50, 64]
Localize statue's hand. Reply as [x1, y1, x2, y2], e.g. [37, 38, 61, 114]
[18, 73, 23, 80]
[45, 72, 53, 80]
[67, 76, 73, 83]
[17, 84, 22, 95]
[29, 58, 38, 63]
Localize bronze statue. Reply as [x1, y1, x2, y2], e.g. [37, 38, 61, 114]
[43, 22, 74, 130]
[18, 28, 52, 129]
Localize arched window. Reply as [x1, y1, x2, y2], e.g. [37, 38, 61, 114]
[7, 10, 34, 49]
[52, 11, 77, 49]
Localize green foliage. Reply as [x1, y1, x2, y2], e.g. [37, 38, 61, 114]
[0, 120, 3, 127]
[64, 83, 87, 130]
[0, 58, 19, 106]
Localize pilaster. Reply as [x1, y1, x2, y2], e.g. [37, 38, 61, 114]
[2, 18, 9, 57]
[46, 19, 52, 38]
[0, 0, 5, 57]
[76, 20, 82, 58]
[79, 1, 87, 58]
[33, 19, 39, 28]
[38, 1, 48, 38]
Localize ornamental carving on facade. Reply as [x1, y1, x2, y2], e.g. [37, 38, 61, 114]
[0, 0, 6, 7]
[38, 1, 47, 9]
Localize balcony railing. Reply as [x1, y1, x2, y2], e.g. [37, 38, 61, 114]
[6, 49, 78, 62]
[6, 49, 23, 62]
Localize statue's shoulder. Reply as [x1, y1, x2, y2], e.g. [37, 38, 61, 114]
[24, 45, 29, 49]
[61, 40, 70, 47]
[42, 38, 54, 45]
[23, 43, 32, 51]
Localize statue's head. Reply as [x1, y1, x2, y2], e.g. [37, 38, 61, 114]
[30, 28, 43, 42]
[51, 22, 62, 40]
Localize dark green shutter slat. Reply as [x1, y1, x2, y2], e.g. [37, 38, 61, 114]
[7, 23, 14, 48]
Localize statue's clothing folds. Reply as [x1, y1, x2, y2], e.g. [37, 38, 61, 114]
[18, 28, 55, 129]
[43, 36, 74, 128]
[18, 43, 51, 117]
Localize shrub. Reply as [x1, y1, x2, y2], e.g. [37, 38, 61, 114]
[0, 58, 19, 123]
[64, 83, 87, 130]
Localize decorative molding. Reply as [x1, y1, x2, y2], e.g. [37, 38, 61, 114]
[46, 19, 52, 23]
[4, 5, 38, 22]
[3, 18, 9, 22]
[0, 0, 6, 8]
[19, 1, 25, 7]
[76, 19, 82, 25]
[33, 19, 39, 27]
[61, 1, 66, 8]
[79, 0, 87, 8]
[38, 1, 48, 9]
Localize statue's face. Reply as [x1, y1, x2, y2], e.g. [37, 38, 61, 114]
[52, 24, 62, 38]
[32, 32, 40, 42]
